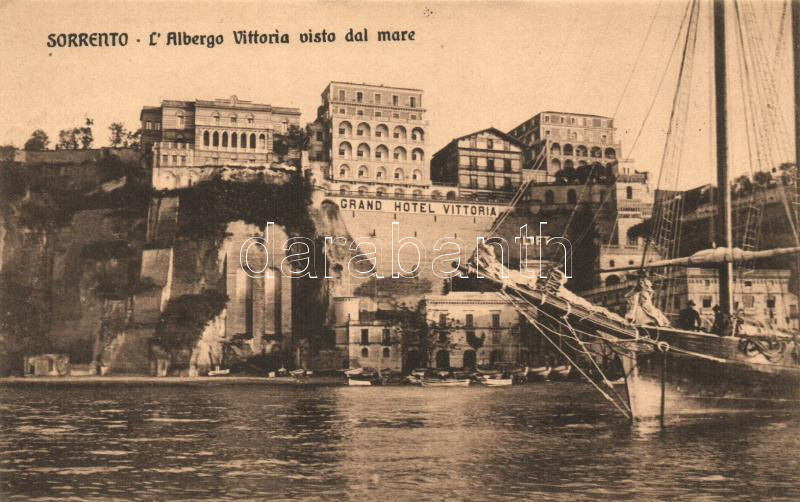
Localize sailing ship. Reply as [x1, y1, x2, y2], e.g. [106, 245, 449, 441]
[463, 0, 800, 420]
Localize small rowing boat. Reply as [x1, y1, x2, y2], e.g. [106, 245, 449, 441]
[480, 377, 513, 387]
[550, 364, 572, 380]
[421, 378, 471, 387]
[347, 377, 372, 386]
[528, 366, 552, 380]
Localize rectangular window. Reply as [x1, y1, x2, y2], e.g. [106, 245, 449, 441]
[392, 95, 399, 106]
[360, 329, 369, 345]
[702, 296, 712, 308]
[356, 92, 363, 103]
[410, 97, 416, 108]
[465, 314, 474, 327]
[470, 157, 477, 169]
[767, 296, 776, 309]
[382, 328, 391, 346]
[316, 131, 323, 141]
[487, 177, 495, 190]
[504, 159, 512, 172]
[487, 158, 495, 171]
[743, 295, 755, 309]
[492, 313, 500, 328]
[487, 139, 494, 149]
[339, 90, 346, 101]
[469, 176, 478, 188]
[145, 121, 152, 130]
[375, 93, 381, 104]
[356, 109, 364, 116]
[375, 111, 381, 117]
[439, 313, 447, 328]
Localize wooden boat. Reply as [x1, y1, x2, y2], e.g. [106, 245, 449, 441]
[480, 377, 513, 387]
[207, 368, 230, 376]
[527, 366, 552, 380]
[550, 365, 572, 380]
[347, 377, 372, 386]
[421, 378, 471, 387]
[343, 367, 364, 377]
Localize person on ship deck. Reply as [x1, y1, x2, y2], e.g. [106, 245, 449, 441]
[677, 300, 701, 331]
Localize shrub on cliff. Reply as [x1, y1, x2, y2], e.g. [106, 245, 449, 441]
[152, 290, 228, 353]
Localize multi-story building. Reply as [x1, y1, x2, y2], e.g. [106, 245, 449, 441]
[310, 81, 429, 196]
[508, 111, 621, 180]
[140, 95, 301, 171]
[430, 128, 526, 200]
[424, 291, 529, 369]
[332, 297, 403, 371]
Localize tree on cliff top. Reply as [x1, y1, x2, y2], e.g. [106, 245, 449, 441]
[109, 123, 141, 149]
[57, 118, 94, 150]
[24, 130, 49, 151]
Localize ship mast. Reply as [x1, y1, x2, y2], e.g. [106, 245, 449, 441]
[713, 0, 734, 316]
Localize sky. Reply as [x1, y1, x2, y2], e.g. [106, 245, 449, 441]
[0, 0, 795, 189]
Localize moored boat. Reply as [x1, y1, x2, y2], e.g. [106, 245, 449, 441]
[421, 378, 471, 387]
[480, 377, 513, 387]
[550, 365, 572, 380]
[528, 366, 552, 380]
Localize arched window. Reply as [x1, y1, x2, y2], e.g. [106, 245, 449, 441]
[231, 132, 238, 148]
[446, 191, 457, 200]
[626, 186, 633, 199]
[356, 122, 370, 138]
[356, 143, 370, 159]
[551, 143, 561, 155]
[230, 114, 237, 125]
[338, 121, 352, 136]
[259, 134, 266, 149]
[376, 187, 385, 197]
[393, 126, 407, 141]
[545, 190, 555, 204]
[246, 113, 254, 125]
[240, 133, 247, 148]
[376, 166, 386, 179]
[376, 124, 389, 138]
[394, 168, 405, 180]
[551, 158, 561, 171]
[411, 127, 425, 141]
[339, 141, 352, 159]
[412, 169, 423, 181]
[361, 347, 369, 358]
[413, 189, 423, 196]
[358, 186, 368, 195]
[222, 132, 228, 148]
[203, 131, 210, 147]
[605, 147, 616, 159]
[177, 112, 185, 128]
[564, 159, 574, 169]
[393, 147, 407, 161]
[358, 165, 369, 178]
[576, 145, 587, 157]
[605, 275, 621, 286]
[431, 190, 442, 199]
[212, 131, 219, 147]
[382, 347, 391, 358]
[339, 164, 350, 178]
[412, 148, 425, 163]
[590, 146, 602, 158]
[395, 188, 405, 197]
[375, 145, 389, 160]
[250, 133, 256, 149]
[567, 189, 577, 204]
[212, 112, 220, 125]
[339, 185, 351, 194]
[563, 144, 574, 156]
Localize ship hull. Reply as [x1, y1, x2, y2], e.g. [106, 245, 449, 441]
[621, 329, 800, 419]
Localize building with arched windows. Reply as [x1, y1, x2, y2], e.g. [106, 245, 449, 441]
[508, 111, 622, 181]
[140, 95, 301, 179]
[309, 81, 429, 189]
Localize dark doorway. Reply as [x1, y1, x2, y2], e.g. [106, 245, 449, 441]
[436, 350, 450, 369]
[462, 350, 477, 369]
[404, 350, 423, 373]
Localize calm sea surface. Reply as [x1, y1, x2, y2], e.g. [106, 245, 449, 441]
[1, 381, 799, 500]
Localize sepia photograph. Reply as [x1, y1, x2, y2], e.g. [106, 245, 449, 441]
[1, 0, 799, 499]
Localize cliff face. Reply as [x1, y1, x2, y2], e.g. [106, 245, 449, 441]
[0, 155, 150, 374]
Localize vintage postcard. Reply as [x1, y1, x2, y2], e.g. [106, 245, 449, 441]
[1, 0, 799, 499]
